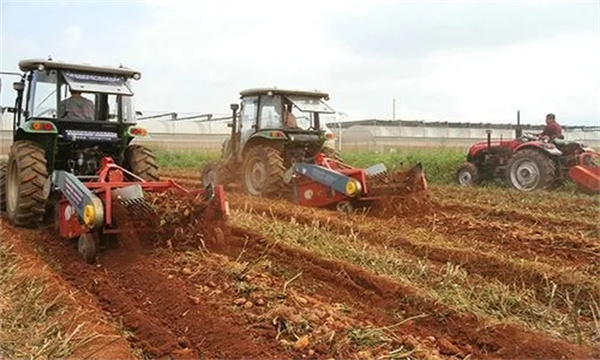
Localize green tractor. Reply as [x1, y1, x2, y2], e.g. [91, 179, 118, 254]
[201, 88, 338, 196]
[0, 58, 158, 228]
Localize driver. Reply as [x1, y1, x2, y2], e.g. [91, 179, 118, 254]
[58, 89, 95, 120]
[282, 101, 300, 128]
[539, 113, 563, 140]
[283, 110, 299, 128]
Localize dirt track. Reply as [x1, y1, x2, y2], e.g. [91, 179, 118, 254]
[1, 168, 599, 359]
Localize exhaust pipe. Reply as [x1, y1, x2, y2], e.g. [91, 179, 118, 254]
[230, 103, 239, 157]
[515, 110, 522, 139]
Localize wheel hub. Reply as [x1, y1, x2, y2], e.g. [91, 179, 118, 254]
[458, 170, 472, 185]
[512, 160, 540, 190]
[244, 157, 268, 195]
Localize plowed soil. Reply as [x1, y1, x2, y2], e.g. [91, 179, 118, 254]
[1, 168, 598, 360]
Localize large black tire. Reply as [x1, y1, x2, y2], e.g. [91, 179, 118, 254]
[125, 145, 159, 181]
[455, 162, 480, 186]
[506, 149, 556, 191]
[6, 140, 48, 227]
[0, 160, 7, 213]
[242, 145, 285, 197]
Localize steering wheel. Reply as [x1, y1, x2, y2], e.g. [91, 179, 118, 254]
[521, 132, 538, 141]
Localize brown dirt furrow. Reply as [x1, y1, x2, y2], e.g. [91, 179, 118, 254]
[213, 224, 597, 360]
[428, 185, 600, 221]
[32, 228, 288, 360]
[433, 200, 599, 233]
[0, 221, 136, 360]
[228, 195, 599, 312]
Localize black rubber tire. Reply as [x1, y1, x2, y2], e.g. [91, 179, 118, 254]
[6, 140, 48, 227]
[242, 145, 285, 197]
[201, 161, 222, 188]
[506, 148, 556, 191]
[78, 233, 97, 264]
[0, 160, 7, 213]
[455, 162, 480, 186]
[125, 145, 159, 181]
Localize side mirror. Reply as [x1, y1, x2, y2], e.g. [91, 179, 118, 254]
[13, 81, 24, 92]
[227, 122, 233, 128]
[230, 103, 239, 111]
[136, 110, 143, 117]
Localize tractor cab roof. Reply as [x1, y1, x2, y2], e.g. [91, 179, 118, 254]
[240, 87, 330, 100]
[18, 58, 141, 79]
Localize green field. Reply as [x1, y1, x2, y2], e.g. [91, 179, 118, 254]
[154, 148, 584, 193]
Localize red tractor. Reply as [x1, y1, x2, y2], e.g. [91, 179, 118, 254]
[456, 111, 600, 193]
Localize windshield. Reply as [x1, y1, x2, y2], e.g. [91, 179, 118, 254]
[27, 69, 137, 123]
[286, 95, 335, 114]
[63, 71, 133, 95]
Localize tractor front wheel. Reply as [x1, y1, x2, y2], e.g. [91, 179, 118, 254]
[242, 145, 285, 197]
[125, 145, 159, 181]
[507, 149, 556, 191]
[455, 162, 480, 186]
[6, 140, 48, 227]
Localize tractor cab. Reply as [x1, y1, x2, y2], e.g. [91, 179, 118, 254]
[226, 88, 336, 165]
[7, 58, 149, 176]
[1, 58, 160, 229]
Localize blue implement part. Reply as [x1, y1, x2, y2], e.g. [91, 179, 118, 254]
[52, 170, 104, 229]
[294, 163, 362, 197]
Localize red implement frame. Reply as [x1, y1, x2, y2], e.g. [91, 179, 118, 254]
[58, 157, 227, 239]
[293, 153, 427, 208]
[568, 152, 600, 193]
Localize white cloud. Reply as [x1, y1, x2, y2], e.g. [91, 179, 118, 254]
[418, 32, 599, 124]
[1, 1, 598, 126]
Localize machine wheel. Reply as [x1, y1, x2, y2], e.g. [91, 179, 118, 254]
[78, 233, 97, 264]
[0, 160, 7, 213]
[125, 145, 159, 181]
[6, 140, 48, 227]
[242, 145, 285, 197]
[455, 162, 480, 186]
[506, 149, 556, 191]
[201, 161, 222, 188]
[336, 200, 354, 214]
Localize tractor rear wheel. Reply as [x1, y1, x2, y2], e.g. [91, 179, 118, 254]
[455, 162, 480, 186]
[6, 140, 48, 227]
[125, 145, 159, 181]
[0, 160, 7, 212]
[242, 145, 285, 197]
[507, 149, 556, 191]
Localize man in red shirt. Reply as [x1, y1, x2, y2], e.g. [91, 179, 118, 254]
[539, 113, 563, 140]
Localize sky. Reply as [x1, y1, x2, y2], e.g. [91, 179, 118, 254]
[0, 0, 599, 126]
